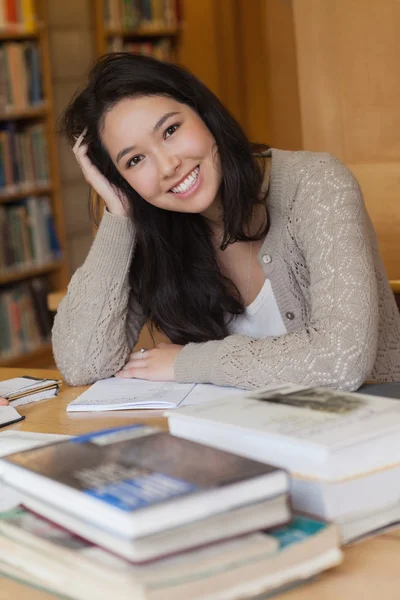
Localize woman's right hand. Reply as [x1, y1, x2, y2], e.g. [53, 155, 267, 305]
[73, 129, 128, 217]
[0, 397, 9, 406]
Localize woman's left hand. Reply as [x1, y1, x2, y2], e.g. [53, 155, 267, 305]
[115, 343, 184, 381]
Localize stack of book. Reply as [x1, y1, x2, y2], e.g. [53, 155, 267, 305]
[168, 384, 400, 544]
[0, 425, 341, 599]
[0, 375, 61, 406]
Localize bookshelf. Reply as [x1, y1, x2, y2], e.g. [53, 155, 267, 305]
[94, 0, 181, 60]
[0, 0, 69, 368]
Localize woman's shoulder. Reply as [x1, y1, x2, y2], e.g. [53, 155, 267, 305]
[270, 148, 358, 187]
[268, 148, 361, 213]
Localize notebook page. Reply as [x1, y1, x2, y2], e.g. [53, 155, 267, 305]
[180, 384, 245, 406]
[67, 378, 196, 412]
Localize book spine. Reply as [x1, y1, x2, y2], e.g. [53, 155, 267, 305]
[5, 0, 18, 29]
[0, 0, 6, 30]
[21, 0, 35, 33]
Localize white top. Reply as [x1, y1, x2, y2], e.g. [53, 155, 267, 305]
[228, 279, 287, 338]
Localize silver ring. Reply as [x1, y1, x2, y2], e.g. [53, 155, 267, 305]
[140, 348, 147, 358]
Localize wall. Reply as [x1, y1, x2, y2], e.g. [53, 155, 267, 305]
[47, 1, 94, 274]
[178, 0, 301, 148]
[292, 0, 400, 279]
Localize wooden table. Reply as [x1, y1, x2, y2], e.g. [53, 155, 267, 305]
[1, 367, 400, 600]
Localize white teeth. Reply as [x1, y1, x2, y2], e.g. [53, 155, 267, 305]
[171, 166, 199, 193]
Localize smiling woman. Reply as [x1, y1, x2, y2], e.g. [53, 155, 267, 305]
[101, 95, 222, 217]
[52, 53, 400, 391]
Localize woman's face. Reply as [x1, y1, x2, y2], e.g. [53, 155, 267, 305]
[101, 95, 222, 217]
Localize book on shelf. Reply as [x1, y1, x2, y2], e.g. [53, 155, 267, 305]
[107, 37, 173, 60]
[0, 276, 54, 360]
[0, 0, 37, 33]
[104, 0, 179, 31]
[0, 40, 43, 111]
[0, 196, 61, 271]
[0, 424, 289, 539]
[168, 383, 400, 544]
[0, 122, 49, 192]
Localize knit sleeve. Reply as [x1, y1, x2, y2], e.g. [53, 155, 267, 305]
[174, 156, 379, 391]
[52, 210, 146, 386]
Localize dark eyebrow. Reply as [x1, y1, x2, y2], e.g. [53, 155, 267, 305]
[153, 111, 180, 133]
[116, 111, 181, 165]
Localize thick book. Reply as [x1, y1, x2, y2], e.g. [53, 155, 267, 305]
[168, 384, 400, 526]
[0, 511, 341, 600]
[5, 494, 290, 563]
[0, 425, 289, 538]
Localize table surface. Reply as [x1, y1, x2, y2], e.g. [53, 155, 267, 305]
[1, 367, 399, 600]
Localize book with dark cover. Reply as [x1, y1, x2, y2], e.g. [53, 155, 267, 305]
[0, 425, 288, 538]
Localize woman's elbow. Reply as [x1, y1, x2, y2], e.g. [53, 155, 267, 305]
[331, 350, 376, 392]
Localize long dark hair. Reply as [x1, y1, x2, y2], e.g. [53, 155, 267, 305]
[61, 53, 269, 344]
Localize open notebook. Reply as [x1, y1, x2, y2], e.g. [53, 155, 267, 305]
[67, 378, 244, 412]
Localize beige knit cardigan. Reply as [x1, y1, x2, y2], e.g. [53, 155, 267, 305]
[52, 149, 400, 390]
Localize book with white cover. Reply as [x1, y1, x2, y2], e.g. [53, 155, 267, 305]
[167, 384, 400, 525]
[67, 378, 243, 412]
[0, 513, 341, 600]
[4, 494, 290, 563]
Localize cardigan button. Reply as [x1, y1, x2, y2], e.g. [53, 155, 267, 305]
[285, 311, 295, 320]
[262, 254, 272, 264]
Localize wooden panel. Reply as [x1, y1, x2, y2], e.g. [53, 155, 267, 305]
[213, 0, 245, 124]
[260, 0, 302, 149]
[292, 0, 344, 156]
[292, 0, 400, 278]
[177, 0, 221, 97]
[292, 0, 400, 163]
[235, 0, 270, 141]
